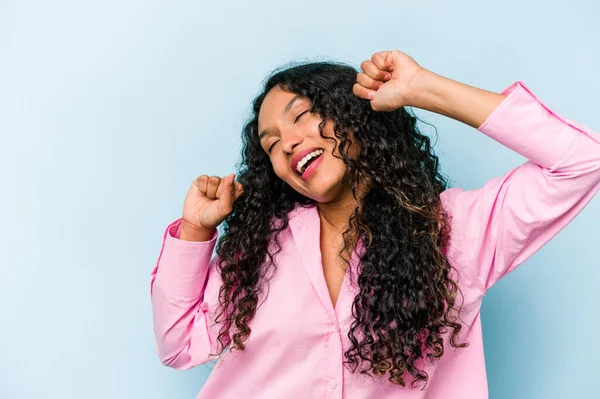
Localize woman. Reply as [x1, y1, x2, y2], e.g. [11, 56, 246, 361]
[150, 50, 600, 398]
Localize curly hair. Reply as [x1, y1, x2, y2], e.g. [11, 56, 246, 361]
[210, 61, 467, 388]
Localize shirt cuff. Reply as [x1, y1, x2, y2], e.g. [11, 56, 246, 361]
[477, 80, 583, 170]
[153, 218, 219, 298]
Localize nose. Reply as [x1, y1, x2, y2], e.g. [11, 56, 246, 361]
[280, 128, 304, 155]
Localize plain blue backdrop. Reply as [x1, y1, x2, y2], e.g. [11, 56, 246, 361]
[1, 1, 598, 398]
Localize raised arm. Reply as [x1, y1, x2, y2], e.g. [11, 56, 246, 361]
[354, 49, 600, 292]
[352, 49, 506, 127]
[441, 81, 600, 290]
[150, 174, 244, 368]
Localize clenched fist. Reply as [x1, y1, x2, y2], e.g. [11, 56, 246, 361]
[180, 173, 245, 241]
[353, 49, 424, 112]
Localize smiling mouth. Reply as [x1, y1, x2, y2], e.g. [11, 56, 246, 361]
[295, 152, 324, 176]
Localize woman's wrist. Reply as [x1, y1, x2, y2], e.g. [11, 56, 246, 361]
[179, 220, 216, 242]
[404, 69, 450, 113]
[404, 68, 506, 129]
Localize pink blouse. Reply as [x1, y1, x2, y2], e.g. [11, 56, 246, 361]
[150, 81, 600, 398]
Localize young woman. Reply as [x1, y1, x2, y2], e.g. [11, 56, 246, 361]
[150, 50, 600, 398]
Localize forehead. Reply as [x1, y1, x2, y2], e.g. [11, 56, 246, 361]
[258, 86, 304, 129]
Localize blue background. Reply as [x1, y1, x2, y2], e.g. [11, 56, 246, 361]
[1, 1, 598, 398]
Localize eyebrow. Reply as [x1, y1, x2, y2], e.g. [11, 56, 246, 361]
[258, 94, 302, 141]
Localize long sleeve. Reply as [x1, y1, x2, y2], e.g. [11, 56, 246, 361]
[443, 81, 600, 292]
[150, 218, 230, 370]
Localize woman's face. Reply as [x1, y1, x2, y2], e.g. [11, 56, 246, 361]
[257, 86, 360, 203]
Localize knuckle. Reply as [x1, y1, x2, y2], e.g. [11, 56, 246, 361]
[194, 175, 208, 189]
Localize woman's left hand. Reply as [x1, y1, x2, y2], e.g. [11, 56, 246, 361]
[353, 50, 424, 112]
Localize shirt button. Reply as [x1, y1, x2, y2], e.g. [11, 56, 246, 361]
[328, 380, 337, 389]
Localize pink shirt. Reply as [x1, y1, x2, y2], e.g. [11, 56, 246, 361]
[150, 81, 600, 399]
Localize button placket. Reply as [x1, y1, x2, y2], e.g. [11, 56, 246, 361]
[322, 318, 343, 398]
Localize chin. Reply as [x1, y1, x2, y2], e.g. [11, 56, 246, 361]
[301, 174, 346, 201]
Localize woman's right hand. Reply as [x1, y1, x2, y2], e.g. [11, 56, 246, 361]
[181, 173, 245, 234]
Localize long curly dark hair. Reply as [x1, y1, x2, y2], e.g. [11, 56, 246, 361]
[210, 61, 467, 388]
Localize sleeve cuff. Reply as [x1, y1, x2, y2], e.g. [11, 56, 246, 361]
[153, 218, 219, 297]
[477, 80, 583, 170]
[166, 218, 219, 246]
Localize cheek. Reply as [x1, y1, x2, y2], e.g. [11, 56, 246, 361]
[271, 158, 292, 179]
[333, 128, 360, 158]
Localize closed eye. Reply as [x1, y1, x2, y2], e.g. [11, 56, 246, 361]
[295, 110, 309, 123]
[268, 141, 278, 153]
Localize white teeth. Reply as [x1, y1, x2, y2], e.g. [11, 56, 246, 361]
[296, 149, 324, 174]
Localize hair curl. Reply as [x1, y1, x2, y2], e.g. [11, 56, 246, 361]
[210, 61, 467, 388]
